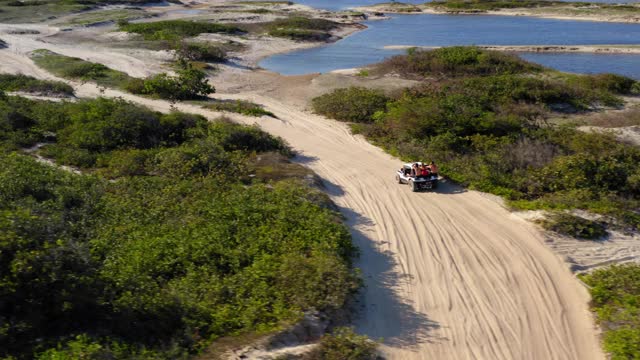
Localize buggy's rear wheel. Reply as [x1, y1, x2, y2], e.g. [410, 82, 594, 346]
[395, 174, 402, 184]
[409, 180, 418, 192]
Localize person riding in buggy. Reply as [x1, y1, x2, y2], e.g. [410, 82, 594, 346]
[395, 161, 439, 192]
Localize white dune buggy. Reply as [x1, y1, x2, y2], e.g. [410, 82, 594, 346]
[395, 162, 438, 192]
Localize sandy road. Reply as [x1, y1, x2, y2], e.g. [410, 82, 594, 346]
[0, 45, 605, 359]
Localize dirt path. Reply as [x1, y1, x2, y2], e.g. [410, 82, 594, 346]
[0, 47, 605, 360]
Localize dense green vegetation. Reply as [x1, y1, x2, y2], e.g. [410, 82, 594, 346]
[0, 94, 360, 359]
[538, 212, 607, 239]
[126, 61, 215, 101]
[305, 327, 378, 360]
[30, 49, 135, 89]
[30, 50, 214, 100]
[203, 99, 276, 117]
[426, 0, 566, 11]
[376, 46, 543, 78]
[581, 264, 640, 359]
[315, 47, 640, 232]
[175, 42, 228, 63]
[237, 1, 293, 5]
[0, 73, 74, 96]
[119, 20, 243, 41]
[265, 16, 340, 41]
[368, 2, 422, 12]
[312, 87, 388, 123]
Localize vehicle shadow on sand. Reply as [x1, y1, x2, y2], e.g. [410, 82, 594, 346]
[293, 153, 320, 165]
[338, 206, 443, 348]
[431, 179, 467, 195]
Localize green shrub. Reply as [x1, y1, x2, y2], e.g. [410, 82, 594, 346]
[538, 212, 607, 239]
[39, 143, 97, 167]
[312, 87, 388, 123]
[582, 264, 640, 360]
[377, 46, 543, 78]
[575, 73, 637, 95]
[203, 99, 275, 117]
[134, 62, 214, 100]
[266, 16, 338, 41]
[119, 20, 242, 41]
[207, 121, 291, 154]
[96, 148, 155, 178]
[267, 16, 339, 31]
[305, 327, 378, 360]
[268, 28, 332, 41]
[30, 49, 134, 89]
[0, 73, 73, 96]
[175, 42, 227, 63]
[426, 0, 565, 11]
[35, 334, 184, 360]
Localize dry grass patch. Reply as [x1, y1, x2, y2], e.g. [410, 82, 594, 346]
[587, 106, 640, 128]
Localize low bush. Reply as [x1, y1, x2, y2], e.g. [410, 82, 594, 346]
[305, 327, 378, 360]
[377, 46, 543, 78]
[538, 212, 607, 239]
[268, 28, 332, 41]
[267, 16, 339, 31]
[29, 49, 217, 100]
[247, 7, 272, 13]
[119, 20, 242, 41]
[581, 264, 640, 360]
[237, 1, 293, 5]
[39, 143, 97, 167]
[565, 73, 638, 96]
[175, 42, 227, 63]
[266, 16, 339, 41]
[312, 87, 388, 123]
[0, 73, 74, 96]
[426, 0, 565, 11]
[131, 62, 214, 100]
[30, 49, 134, 89]
[203, 99, 275, 117]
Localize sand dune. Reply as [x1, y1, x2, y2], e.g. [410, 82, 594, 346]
[0, 32, 606, 359]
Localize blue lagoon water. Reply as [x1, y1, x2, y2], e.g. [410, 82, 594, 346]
[260, 14, 640, 78]
[288, 0, 639, 10]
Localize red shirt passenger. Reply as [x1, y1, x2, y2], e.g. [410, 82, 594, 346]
[420, 164, 429, 176]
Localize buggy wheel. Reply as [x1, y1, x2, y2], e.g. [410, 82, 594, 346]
[395, 174, 402, 184]
[409, 180, 418, 192]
